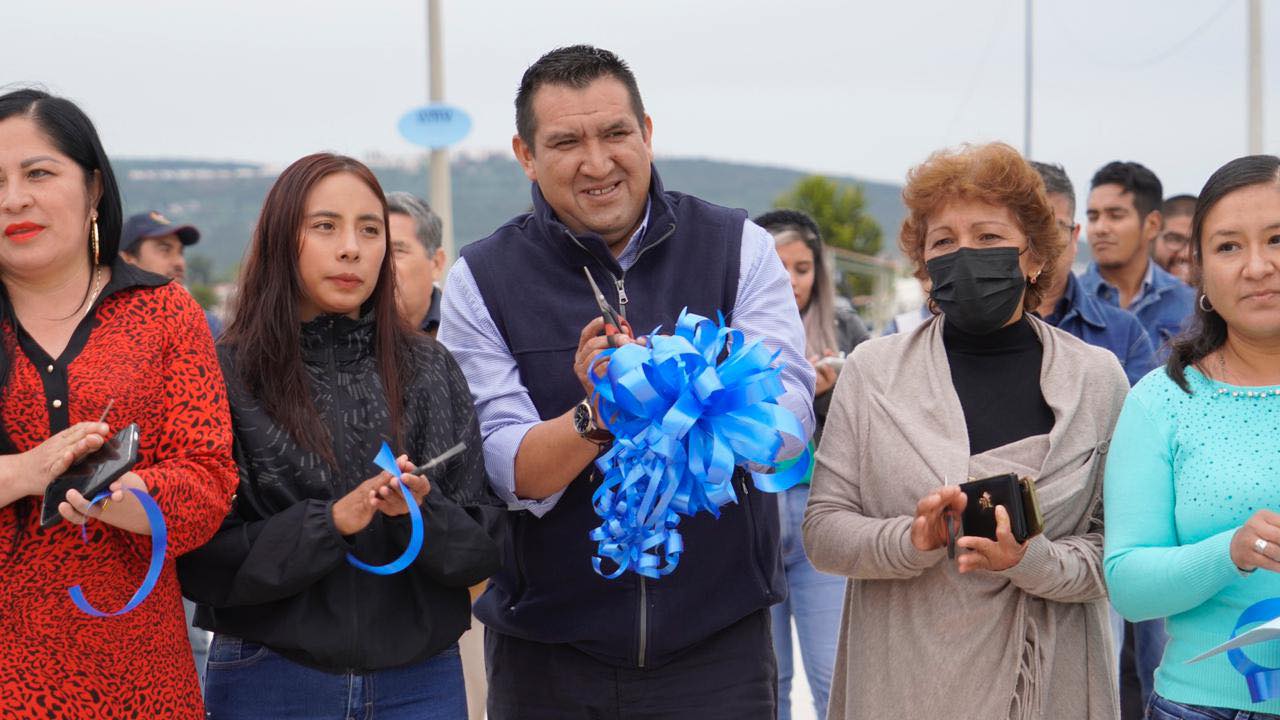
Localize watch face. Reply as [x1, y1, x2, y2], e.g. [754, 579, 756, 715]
[573, 401, 592, 434]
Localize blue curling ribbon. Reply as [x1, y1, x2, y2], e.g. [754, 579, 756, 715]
[69, 488, 167, 617]
[1228, 598, 1280, 703]
[345, 441, 424, 575]
[588, 309, 812, 580]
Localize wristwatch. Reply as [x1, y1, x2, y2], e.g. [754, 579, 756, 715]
[573, 398, 613, 445]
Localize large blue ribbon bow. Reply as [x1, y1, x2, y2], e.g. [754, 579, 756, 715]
[69, 488, 167, 617]
[1229, 598, 1280, 703]
[588, 309, 812, 580]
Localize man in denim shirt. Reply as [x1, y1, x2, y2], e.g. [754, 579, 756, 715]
[1031, 162, 1156, 386]
[1081, 161, 1195, 358]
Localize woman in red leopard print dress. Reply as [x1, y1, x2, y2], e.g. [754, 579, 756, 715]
[0, 90, 237, 718]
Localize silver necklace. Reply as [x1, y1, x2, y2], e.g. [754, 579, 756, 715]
[1215, 348, 1280, 399]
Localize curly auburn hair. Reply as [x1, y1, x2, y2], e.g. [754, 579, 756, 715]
[898, 142, 1061, 312]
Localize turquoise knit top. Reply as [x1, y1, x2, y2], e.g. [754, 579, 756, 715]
[1104, 365, 1280, 713]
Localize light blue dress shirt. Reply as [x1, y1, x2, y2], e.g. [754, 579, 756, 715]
[439, 215, 816, 517]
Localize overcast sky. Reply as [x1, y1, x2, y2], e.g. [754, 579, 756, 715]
[6, 0, 1278, 217]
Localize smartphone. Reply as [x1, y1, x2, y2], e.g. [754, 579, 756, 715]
[40, 423, 141, 528]
[816, 354, 846, 371]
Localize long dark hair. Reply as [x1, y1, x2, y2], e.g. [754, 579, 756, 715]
[221, 153, 413, 465]
[1166, 154, 1280, 393]
[0, 89, 122, 553]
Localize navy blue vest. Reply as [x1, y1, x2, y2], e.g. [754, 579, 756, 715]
[464, 168, 783, 668]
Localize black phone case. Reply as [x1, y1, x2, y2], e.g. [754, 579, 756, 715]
[40, 423, 141, 528]
[960, 472, 1043, 544]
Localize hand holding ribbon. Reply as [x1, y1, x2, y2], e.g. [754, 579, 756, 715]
[343, 442, 425, 576]
[63, 482, 167, 617]
[587, 309, 812, 580]
[59, 471, 154, 535]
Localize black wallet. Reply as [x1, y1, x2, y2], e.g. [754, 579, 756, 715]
[959, 472, 1044, 544]
[40, 423, 141, 528]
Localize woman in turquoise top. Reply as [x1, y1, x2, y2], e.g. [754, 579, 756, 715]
[1104, 154, 1280, 719]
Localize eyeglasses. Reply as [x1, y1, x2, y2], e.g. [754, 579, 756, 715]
[1160, 232, 1191, 250]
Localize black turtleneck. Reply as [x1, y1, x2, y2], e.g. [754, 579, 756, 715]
[943, 316, 1054, 455]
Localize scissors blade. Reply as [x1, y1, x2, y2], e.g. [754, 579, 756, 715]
[581, 267, 613, 314]
[410, 441, 467, 476]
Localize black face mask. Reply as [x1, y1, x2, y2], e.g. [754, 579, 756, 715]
[925, 246, 1028, 335]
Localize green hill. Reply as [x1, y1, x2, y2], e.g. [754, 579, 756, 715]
[114, 155, 905, 278]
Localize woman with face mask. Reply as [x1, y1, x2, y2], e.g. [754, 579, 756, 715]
[177, 154, 503, 720]
[802, 142, 1128, 720]
[0, 89, 238, 718]
[1104, 156, 1280, 719]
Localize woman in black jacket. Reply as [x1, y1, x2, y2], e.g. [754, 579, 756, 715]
[179, 153, 502, 720]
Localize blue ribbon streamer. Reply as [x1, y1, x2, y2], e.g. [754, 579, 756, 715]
[68, 488, 167, 617]
[345, 442, 424, 575]
[1228, 598, 1280, 703]
[588, 309, 812, 580]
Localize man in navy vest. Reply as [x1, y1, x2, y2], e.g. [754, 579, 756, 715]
[438, 45, 814, 719]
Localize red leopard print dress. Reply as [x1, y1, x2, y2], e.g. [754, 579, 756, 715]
[0, 264, 237, 719]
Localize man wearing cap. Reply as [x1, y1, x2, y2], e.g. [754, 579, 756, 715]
[121, 211, 221, 337]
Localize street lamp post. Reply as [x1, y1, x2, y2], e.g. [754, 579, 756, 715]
[427, 0, 456, 265]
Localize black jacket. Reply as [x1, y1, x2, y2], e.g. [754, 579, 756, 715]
[178, 312, 503, 672]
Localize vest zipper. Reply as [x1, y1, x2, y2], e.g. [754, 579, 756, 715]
[614, 278, 629, 315]
[562, 221, 677, 669]
[564, 222, 677, 321]
[637, 575, 648, 667]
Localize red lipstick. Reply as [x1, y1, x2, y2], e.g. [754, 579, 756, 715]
[4, 222, 44, 243]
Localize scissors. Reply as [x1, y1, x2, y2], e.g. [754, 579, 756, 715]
[406, 441, 467, 477]
[582, 268, 633, 348]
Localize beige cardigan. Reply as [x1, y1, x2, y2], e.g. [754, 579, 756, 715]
[802, 315, 1128, 720]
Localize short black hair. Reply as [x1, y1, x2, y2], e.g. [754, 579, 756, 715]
[515, 45, 645, 149]
[1090, 161, 1163, 219]
[1162, 193, 1198, 218]
[1029, 161, 1075, 216]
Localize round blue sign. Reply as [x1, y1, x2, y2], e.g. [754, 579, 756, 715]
[398, 104, 472, 149]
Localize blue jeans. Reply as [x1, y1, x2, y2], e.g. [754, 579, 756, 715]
[183, 598, 210, 689]
[204, 634, 467, 720]
[1147, 692, 1280, 719]
[769, 483, 845, 720]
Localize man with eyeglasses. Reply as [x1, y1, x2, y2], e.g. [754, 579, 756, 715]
[1031, 161, 1157, 386]
[1153, 194, 1196, 283]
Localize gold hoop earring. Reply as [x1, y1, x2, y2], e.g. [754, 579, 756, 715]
[91, 219, 100, 266]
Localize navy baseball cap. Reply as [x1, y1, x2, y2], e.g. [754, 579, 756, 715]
[121, 211, 200, 253]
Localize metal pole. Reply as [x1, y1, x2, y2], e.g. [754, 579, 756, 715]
[1023, 0, 1033, 157]
[1248, 0, 1264, 154]
[427, 0, 456, 266]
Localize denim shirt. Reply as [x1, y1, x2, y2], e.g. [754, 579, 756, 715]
[1043, 273, 1157, 386]
[1080, 260, 1195, 358]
